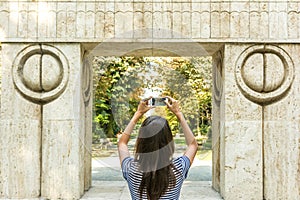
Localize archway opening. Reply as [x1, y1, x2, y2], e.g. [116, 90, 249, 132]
[84, 55, 220, 199]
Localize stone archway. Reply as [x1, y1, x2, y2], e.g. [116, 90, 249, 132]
[0, 1, 300, 199]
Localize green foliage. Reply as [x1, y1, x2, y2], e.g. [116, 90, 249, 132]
[146, 57, 212, 137]
[92, 56, 212, 146]
[93, 57, 146, 138]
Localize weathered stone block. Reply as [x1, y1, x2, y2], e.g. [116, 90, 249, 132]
[115, 12, 133, 38]
[212, 49, 223, 192]
[94, 15, 104, 39]
[0, 1, 299, 42]
[40, 43, 90, 200]
[0, 120, 41, 198]
[133, 11, 152, 38]
[262, 45, 300, 200]
[27, 3, 37, 38]
[191, 4, 200, 38]
[0, 44, 41, 198]
[0, 43, 92, 199]
[103, 12, 115, 39]
[211, 11, 220, 38]
[219, 44, 300, 200]
[41, 2, 57, 39]
[287, 11, 299, 39]
[220, 44, 263, 199]
[172, 11, 182, 38]
[41, 120, 84, 199]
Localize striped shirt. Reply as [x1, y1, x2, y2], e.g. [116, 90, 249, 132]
[122, 156, 191, 200]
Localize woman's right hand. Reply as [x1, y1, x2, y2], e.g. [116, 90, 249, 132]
[165, 96, 181, 116]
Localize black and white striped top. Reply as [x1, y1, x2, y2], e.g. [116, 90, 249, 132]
[122, 156, 191, 200]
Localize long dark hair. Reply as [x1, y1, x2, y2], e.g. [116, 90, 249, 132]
[135, 116, 176, 200]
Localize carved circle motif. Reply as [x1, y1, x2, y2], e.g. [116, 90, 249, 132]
[213, 50, 223, 106]
[13, 45, 69, 104]
[82, 54, 92, 104]
[235, 45, 294, 105]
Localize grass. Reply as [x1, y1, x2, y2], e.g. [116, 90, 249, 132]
[92, 137, 213, 160]
[197, 150, 212, 161]
[174, 138, 186, 145]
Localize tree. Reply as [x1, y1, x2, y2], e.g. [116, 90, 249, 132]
[146, 57, 212, 137]
[93, 57, 146, 138]
[92, 56, 212, 144]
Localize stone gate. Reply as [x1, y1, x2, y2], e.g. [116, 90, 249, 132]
[0, 0, 299, 199]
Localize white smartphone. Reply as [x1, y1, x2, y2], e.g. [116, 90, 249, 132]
[149, 97, 167, 106]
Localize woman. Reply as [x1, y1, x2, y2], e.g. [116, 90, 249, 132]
[118, 96, 198, 200]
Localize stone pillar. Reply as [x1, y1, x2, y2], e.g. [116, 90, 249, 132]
[260, 45, 299, 200]
[0, 44, 2, 109]
[0, 43, 92, 199]
[218, 44, 299, 199]
[212, 48, 223, 192]
[82, 51, 92, 191]
[219, 44, 264, 199]
[0, 43, 42, 198]
[41, 43, 84, 199]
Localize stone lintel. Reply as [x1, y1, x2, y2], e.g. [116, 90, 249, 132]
[0, 1, 299, 43]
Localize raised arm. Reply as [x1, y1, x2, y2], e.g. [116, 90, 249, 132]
[117, 97, 153, 164]
[165, 97, 198, 164]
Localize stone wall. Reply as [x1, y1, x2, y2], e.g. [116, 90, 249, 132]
[0, 1, 300, 199]
[217, 44, 300, 199]
[212, 47, 223, 192]
[0, 1, 299, 43]
[0, 43, 92, 199]
[0, 43, 1, 110]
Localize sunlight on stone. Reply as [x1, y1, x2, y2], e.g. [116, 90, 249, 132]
[9, 2, 19, 24]
[38, 2, 50, 24]
[0, 30, 5, 40]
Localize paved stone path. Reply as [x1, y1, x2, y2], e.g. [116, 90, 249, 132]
[81, 155, 223, 199]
